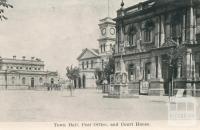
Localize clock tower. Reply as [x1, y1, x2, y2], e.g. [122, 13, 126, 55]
[98, 17, 116, 70]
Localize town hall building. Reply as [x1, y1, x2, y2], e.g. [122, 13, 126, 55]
[114, 0, 200, 96]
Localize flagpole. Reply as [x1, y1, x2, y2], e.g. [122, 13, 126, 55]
[108, 0, 110, 17]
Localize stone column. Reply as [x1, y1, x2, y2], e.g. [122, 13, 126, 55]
[177, 58, 182, 79]
[192, 55, 196, 96]
[136, 65, 140, 81]
[137, 23, 142, 52]
[151, 56, 156, 79]
[193, 8, 197, 43]
[160, 15, 165, 46]
[182, 13, 186, 43]
[157, 56, 162, 79]
[186, 49, 192, 78]
[149, 56, 164, 96]
[186, 49, 192, 96]
[155, 17, 160, 48]
[186, 6, 194, 44]
[120, 22, 124, 53]
[165, 14, 171, 38]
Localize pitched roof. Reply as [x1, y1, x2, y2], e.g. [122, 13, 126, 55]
[77, 48, 99, 60]
[91, 49, 99, 55]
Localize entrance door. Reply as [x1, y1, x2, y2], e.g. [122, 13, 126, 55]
[31, 78, 34, 88]
[51, 78, 54, 84]
[78, 77, 81, 88]
[162, 55, 170, 95]
[82, 75, 86, 88]
[74, 80, 77, 88]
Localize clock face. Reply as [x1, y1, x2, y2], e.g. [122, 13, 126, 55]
[101, 28, 106, 35]
[110, 28, 115, 35]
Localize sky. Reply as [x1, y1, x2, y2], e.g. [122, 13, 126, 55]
[0, 0, 143, 77]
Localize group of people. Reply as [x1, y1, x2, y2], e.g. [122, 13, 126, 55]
[43, 83, 62, 91]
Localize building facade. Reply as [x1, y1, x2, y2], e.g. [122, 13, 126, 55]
[114, 0, 200, 96]
[76, 17, 116, 88]
[0, 56, 58, 90]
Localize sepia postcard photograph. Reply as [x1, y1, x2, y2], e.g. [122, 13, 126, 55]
[0, 0, 200, 130]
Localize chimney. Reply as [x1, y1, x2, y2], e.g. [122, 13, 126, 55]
[22, 56, 26, 60]
[13, 55, 16, 60]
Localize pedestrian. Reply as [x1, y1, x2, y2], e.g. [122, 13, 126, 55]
[67, 82, 74, 96]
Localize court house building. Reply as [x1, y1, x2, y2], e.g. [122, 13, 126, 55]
[0, 56, 58, 89]
[114, 0, 200, 96]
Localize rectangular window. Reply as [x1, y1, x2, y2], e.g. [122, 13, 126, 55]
[102, 60, 104, 69]
[86, 61, 89, 68]
[145, 62, 151, 81]
[128, 64, 135, 81]
[144, 30, 151, 42]
[155, 56, 158, 78]
[129, 34, 137, 46]
[82, 62, 84, 70]
[91, 60, 93, 69]
[199, 64, 200, 77]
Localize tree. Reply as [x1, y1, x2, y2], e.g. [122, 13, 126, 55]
[163, 43, 185, 99]
[66, 65, 80, 81]
[94, 68, 103, 85]
[66, 65, 80, 96]
[0, 0, 13, 20]
[103, 57, 115, 83]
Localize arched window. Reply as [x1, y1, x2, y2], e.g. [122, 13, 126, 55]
[39, 77, 43, 84]
[51, 78, 54, 84]
[22, 77, 26, 85]
[144, 20, 155, 43]
[128, 26, 137, 46]
[144, 29, 151, 42]
[171, 12, 182, 43]
[12, 77, 15, 85]
[128, 64, 136, 81]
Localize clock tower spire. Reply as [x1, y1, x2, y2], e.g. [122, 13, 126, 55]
[97, 0, 116, 70]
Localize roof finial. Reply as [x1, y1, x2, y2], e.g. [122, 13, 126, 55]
[121, 0, 124, 8]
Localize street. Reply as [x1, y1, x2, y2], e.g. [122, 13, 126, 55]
[0, 89, 199, 121]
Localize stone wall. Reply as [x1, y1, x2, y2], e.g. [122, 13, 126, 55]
[128, 82, 139, 95]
